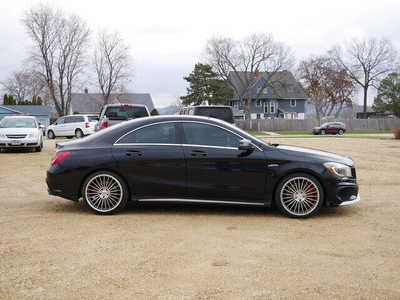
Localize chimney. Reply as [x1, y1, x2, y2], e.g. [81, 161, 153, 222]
[84, 88, 88, 94]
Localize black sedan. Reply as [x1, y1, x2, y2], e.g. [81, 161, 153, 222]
[47, 116, 360, 218]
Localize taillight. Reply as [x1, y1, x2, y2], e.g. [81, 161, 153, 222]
[51, 151, 71, 166]
[85, 122, 89, 128]
[101, 121, 108, 129]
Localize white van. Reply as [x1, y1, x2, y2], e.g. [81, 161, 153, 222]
[46, 115, 99, 139]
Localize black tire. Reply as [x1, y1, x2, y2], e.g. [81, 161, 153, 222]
[35, 140, 43, 152]
[75, 129, 83, 138]
[338, 129, 344, 135]
[67, 136, 74, 139]
[275, 172, 324, 218]
[47, 130, 55, 139]
[82, 171, 128, 215]
[321, 129, 326, 135]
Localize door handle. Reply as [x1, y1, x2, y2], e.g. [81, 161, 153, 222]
[126, 150, 143, 157]
[190, 150, 207, 157]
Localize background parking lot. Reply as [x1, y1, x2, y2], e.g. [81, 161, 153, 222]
[1, 138, 399, 299]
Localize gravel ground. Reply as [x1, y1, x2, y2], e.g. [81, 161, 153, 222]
[0, 138, 399, 299]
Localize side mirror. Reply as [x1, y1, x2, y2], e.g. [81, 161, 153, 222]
[39, 124, 45, 129]
[238, 139, 254, 151]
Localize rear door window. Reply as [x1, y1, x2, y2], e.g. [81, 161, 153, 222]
[118, 123, 177, 144]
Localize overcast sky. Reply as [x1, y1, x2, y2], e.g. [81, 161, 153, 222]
[1, 0, 400, 107]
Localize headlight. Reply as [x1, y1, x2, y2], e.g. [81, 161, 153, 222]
[27, 132, 38, 138]
[324, 162, 352, 177]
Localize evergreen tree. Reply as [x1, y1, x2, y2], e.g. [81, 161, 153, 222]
[3, 94, 9, 105]
[373, 72, 400, 117]
[180, 63, 233, 106]
[150, 108, 160, 115]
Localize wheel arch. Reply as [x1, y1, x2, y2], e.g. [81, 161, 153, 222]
[272, 168, 327, 206]
[78, 168, 131, 201]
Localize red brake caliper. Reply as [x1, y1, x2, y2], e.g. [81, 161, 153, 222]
[305, 183, 314, 204]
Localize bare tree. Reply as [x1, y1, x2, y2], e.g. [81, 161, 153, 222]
[93, 31, 133, 105]
[330, 38, 397, 113]
[205, 33, 293, 119]
[22, 3, 90, 116]
[299, 55, 355, 122]
[1, 69, 46, 101]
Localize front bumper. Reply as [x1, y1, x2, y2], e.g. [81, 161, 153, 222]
[0, 138, 40, 148]
[339, 193, 360, 206]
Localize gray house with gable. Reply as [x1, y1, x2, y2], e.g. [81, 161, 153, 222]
[228, 71, 308, 120]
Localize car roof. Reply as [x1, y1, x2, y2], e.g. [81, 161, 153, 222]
[2, 115, 36, 119]
[104, 103, 147, 107]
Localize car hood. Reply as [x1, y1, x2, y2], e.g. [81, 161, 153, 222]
[0, 128, 39, 135]
[276, 145, 354, 166]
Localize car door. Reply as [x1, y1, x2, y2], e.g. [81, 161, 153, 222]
[64, 116, 78, 136]
[112, 122, 186, 198]
[53, 117, 65, 136]
[181, 122, 267, 203]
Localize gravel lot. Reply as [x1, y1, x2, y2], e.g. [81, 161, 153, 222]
[1, 138, 399, 299]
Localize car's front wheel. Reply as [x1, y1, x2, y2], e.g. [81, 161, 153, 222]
[338, 129, 344, 135]
[36, 140, 43, 152]
[321, 129, 326, 135]
[275, 173, 324, 218]
[47, 130, 55, 139]
[82, 171, 128, 214]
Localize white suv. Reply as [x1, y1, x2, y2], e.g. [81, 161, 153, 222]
[46, 115, 99, 139]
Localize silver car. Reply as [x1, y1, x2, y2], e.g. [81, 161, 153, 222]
[0, 116, 43, 152]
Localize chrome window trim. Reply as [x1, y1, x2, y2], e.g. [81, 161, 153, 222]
[113, 120, 262, 151]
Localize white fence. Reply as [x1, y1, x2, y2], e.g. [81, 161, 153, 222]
[235, 118, 400, 131]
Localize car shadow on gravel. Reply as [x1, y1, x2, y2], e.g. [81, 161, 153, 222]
[47, 199, 360, 219]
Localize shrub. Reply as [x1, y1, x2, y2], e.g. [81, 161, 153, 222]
[394, 126, 400, 139]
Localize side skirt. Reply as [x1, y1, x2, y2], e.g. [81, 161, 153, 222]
[133, 198, 266, 206]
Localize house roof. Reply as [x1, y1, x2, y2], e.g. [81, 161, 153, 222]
[229, 70, 308, 100]
[70, 93, 155, 114]
[0, 105, 56, 116]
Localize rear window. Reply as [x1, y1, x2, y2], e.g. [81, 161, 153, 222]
[194, 107, 234, 123]
[88, 115, 99, 122]
[105, 106, 149, 120]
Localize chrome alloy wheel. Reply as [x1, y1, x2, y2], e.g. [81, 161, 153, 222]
[280, 176, 320, 216]
[85, 174, 123, 213]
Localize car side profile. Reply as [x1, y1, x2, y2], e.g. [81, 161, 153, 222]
[46, 114, 99, 139]
[47, 115, 360, 218]
[312, 122, 346, 135]
[0, 116, 43, 152]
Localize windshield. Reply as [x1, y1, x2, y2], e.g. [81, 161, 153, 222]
[105, 106, 148, 120]
[321, 122, 330, 127]
[0, 118, 37, 128]
[194, 107, 233, 123]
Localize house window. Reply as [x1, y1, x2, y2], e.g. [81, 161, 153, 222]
[256, 114, 261, 119]
[256, 99, 261, 107]
[264, 103, 268, 114]
[270, 102, 276, 114]
[290, 99, 296, 107]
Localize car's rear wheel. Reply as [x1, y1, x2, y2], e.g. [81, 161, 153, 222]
[75, 129, 83, 138]
[338, 129, 344, 135]
[82, 171, 128, 214]
[321, 129, 326, 135]
[47, 130, 55, 139]
[275, 173, 324, 218]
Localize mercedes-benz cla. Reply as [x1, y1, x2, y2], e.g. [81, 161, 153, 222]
[47, 116, 360, 218]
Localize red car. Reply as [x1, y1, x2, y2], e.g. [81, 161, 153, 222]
[312, 122, 346, 135]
